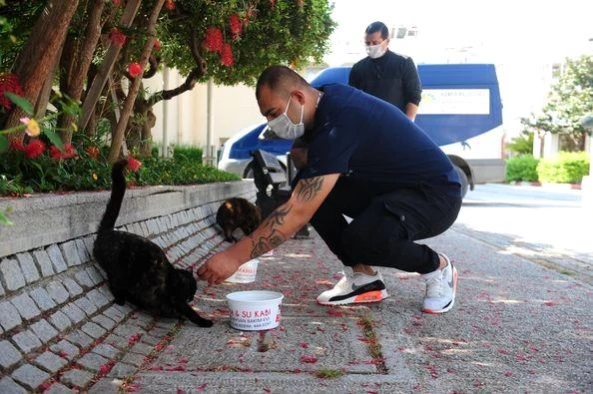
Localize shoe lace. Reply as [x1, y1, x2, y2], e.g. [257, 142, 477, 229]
[425, 274, 444, 298]
[335, 271, 353, 290]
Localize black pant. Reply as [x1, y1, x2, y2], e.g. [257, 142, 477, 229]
[308, 177, 462, 274]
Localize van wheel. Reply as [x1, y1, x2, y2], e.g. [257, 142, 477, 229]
[455, 165, 469, 199]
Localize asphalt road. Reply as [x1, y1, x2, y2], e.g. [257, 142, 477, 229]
[455, 183, 592, 282]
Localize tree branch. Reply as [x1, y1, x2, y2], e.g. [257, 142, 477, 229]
[147, 67, 201, 107]
[190, 28, 207, 77]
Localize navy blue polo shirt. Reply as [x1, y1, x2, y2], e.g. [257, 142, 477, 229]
[299, 83, 461, 197]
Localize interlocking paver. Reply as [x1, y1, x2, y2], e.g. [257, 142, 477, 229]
[0, 300, 22, 331]
[0, 258, 26, 291]
[11, 293, 42, 320]
[11, 364, 50, 390]
[34, 351, 68, 373]
[29, 287, 57, 311]
[16, 252, 41, 284]
[12, 329, 42, 353]
[33, 249, 56, 277]
[0, 340, 23, 369]
[46, 245, 67, 273]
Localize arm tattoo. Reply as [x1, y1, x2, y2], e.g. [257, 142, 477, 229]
[262, 204, 292, 230]
[295, 177, 324, 203]
[250, 229, 286, 259]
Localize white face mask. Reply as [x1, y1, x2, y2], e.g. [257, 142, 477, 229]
[366, 43, 387, 59]
[267, 97, 305, 140]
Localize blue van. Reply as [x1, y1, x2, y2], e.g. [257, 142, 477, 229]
[218, 64, 505, 197]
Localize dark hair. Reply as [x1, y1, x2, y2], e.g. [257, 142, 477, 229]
[255, 65, 309, 100]
[365, 21, 389, 40]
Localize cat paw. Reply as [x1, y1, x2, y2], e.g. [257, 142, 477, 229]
[194, 318, 213, 328]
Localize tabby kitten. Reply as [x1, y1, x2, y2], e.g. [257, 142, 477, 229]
[216, 197, 262, 242]
[93, 159, 212, 327]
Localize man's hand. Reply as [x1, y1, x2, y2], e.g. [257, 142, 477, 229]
[197, 251, 242, 285]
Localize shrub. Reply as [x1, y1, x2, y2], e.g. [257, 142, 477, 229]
[0, 135, 239, 197]
[173, 145, 203, 164]
[537, 151, 590, 184]
[505, 155, 540, 182]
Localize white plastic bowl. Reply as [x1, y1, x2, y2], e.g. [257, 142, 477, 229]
[226, 290, 284, 330]
[225, 259, 259, 283]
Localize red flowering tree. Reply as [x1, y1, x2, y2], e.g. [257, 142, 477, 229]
[1, 0, 335, 161]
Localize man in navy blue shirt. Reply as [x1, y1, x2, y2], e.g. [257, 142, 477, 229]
[198, 66, 462, 314]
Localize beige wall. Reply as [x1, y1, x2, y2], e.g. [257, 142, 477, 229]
[144, 67, 266, 153]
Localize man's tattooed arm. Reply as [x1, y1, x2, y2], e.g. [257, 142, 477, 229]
[249, 205, 292, 259]
[294, 177, 324, 203]
[250, 229, 286, 259]
[246, 175, 335, 260]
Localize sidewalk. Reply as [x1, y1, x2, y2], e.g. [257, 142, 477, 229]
[90, 227, 592, 393]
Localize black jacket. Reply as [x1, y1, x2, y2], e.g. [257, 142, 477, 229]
[349, 50, 422, 112]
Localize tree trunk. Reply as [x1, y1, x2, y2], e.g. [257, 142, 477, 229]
[36, 42, 64, 120]
[3, 0, 80, 129]
[58, 0, 106, 143]
[78, 0, 142, 133]
[107, 0, 165, 163]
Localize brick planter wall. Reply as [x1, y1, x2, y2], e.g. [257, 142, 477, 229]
[0, 181, 255, 392]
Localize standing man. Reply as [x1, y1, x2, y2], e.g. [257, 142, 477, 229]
[349, 21, 422, 121]
[198, 65, 462, 314]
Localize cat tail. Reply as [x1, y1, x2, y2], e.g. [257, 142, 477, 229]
[98, 159, 128, 233]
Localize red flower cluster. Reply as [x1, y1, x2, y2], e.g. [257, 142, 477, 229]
[153, 39, 162, 51]
[86, 146, 100, 159]
[0, 73, 25, 110]
[112, 0, 121, 7]
[25, 140, 46, 159]
[9, 137, 25, 152]
[229, 14, 242, 39]
[50, 143, 77, 160]
[128, 62, 143, 78]
[203, 27, 223, 52]
[109, 28, 127, 47]
[165, 0, 175, 11]
[220, 43, 234, 67]
[127, 157, 142, 172]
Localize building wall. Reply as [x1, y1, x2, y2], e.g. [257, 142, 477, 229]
[144, 68, 266, 154]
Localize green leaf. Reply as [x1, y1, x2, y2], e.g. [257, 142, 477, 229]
[4, 92, 34, 115]
[0, 211, 13, 227]
[0, 134, 8, 153]
[44, 129, 64, 151]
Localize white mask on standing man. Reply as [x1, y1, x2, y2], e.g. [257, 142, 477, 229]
[366, 42, 388, 59]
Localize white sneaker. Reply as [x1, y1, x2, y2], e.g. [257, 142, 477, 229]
[422, 254, 457, 314]
[317, 270, 388, 305]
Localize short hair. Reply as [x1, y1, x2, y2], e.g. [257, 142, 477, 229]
[365, 21, 389, 40]
[255, 65, 309, 100]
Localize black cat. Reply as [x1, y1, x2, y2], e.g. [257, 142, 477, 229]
[216, 197, 262, 242]
[93, 159, 212, 327]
